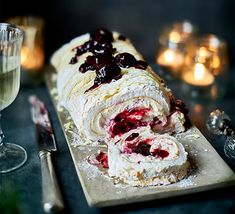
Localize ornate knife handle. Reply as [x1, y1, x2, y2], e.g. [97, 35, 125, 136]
[39, 150, 64, 213]
[207, 109, 235, 159]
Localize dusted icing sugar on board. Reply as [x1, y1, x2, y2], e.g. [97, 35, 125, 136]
[45, 67, 235, 207]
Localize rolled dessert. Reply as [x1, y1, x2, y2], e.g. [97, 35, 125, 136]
[51, 28, 187, 144]
[108, 127, 190, 186]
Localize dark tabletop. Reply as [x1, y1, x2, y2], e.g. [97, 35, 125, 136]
[0, 67, 235, 214]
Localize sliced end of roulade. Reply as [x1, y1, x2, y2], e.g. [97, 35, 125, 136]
[108, 127, 190, 186]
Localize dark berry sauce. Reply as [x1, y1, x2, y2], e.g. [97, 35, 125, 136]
[115, 53, 148, 69]
[86, 63, 122, 92]
[70, 28, 114, 61]
[69, 56, 78, 64]
[79, 62, 94, 73]
[90, 27, 113, 43]
[132, 142, 151, 156]
[115, 53, 136, 68]
[69, 28, 148, 92]
[79, 54, 115, 73]
[109, 108, 150, 137]
[125, 133, 139, 141]
[170, 98, 188, 115]
[91, 42, 115, 55]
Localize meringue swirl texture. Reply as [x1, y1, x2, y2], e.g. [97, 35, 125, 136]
[51, 28, 189, 186]
[51, 28, 186, 143]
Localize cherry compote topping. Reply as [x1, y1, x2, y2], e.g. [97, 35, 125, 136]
[69, 56, 78, 64]
[69, 28, 148, 91]
[91, 42, 115, 55]
[85, 63, 121, 92]
[79, 62, 94, 73]
[90, 27, 113, 43]
[170, 98, 188, 115]
[70, 28, 114, 62]
[94, 63, 121, 84]
[70, 41, 93, 64]
[115, 53, 136, 68]
[79, 54, 114, 73]
[115, 53, 148, 69]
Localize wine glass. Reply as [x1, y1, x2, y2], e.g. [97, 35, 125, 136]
[0, 23, 27, 173]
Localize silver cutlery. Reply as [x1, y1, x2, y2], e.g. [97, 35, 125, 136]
[29, 96, 64, 213]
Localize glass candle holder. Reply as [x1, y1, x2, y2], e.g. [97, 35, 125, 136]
[156, 21, 196, 78]
[181, 34, 228, 100]
[7, 16, 45, 86]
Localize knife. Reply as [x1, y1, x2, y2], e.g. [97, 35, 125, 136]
[29, 96, 64, 213]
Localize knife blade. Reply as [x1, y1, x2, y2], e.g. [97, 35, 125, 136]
[29, 95, 64, 213]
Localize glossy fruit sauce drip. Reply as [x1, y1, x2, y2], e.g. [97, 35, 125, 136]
[109, 108, 150, 137]
[124, 138, 169, 159]
[170, 98, 188, 115]
[69, 28, 148, 91]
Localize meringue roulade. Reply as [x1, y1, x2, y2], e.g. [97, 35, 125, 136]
[108, 127, 190, 186]
[51, 28, 187, 144]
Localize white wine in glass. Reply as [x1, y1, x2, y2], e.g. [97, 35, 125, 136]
[0, 56, 20, 110]
[0, 23, 27, 173]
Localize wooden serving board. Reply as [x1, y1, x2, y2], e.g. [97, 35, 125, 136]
[44, 66, 235, 207]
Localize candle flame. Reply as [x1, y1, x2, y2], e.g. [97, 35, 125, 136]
[21, 46, 44, 71]
[163, 49, 175, 63]
[169, 31, 181, 43]
[198, 47, 209, 57]
[194, 63, 206, 81]
[211, 55, 220, 69]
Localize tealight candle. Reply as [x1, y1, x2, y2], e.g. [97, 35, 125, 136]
[182, 63, 215, 86]
[7, 16, 45, 72]
[157, 49, 184, 70]
[156, 21, 196, 76]
[21, 46, 44, 71]
[181, 34, 228, 100]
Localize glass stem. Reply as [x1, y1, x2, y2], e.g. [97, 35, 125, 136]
[0, 112, 5, 149]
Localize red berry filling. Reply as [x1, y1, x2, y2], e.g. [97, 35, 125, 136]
[151, 148, 169, 159]
[125, 133, 139, 141]
[123, 139, 169, 159]
[95, 151, 109, 168]
[109, 108, 150, 137]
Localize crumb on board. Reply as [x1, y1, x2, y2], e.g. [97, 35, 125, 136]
[51, 73, 58, 82]
[57, 105, 64, 112]
[64, 121, 74, 132]
[50, 87, 57, 96]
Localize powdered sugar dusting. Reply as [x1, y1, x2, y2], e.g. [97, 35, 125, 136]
[68, 129, 101, 147]
[176, 175, 196, 188]
[78, 159, 104, 180]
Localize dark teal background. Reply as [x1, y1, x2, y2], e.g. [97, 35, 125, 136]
[0, 0, 234, 65]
